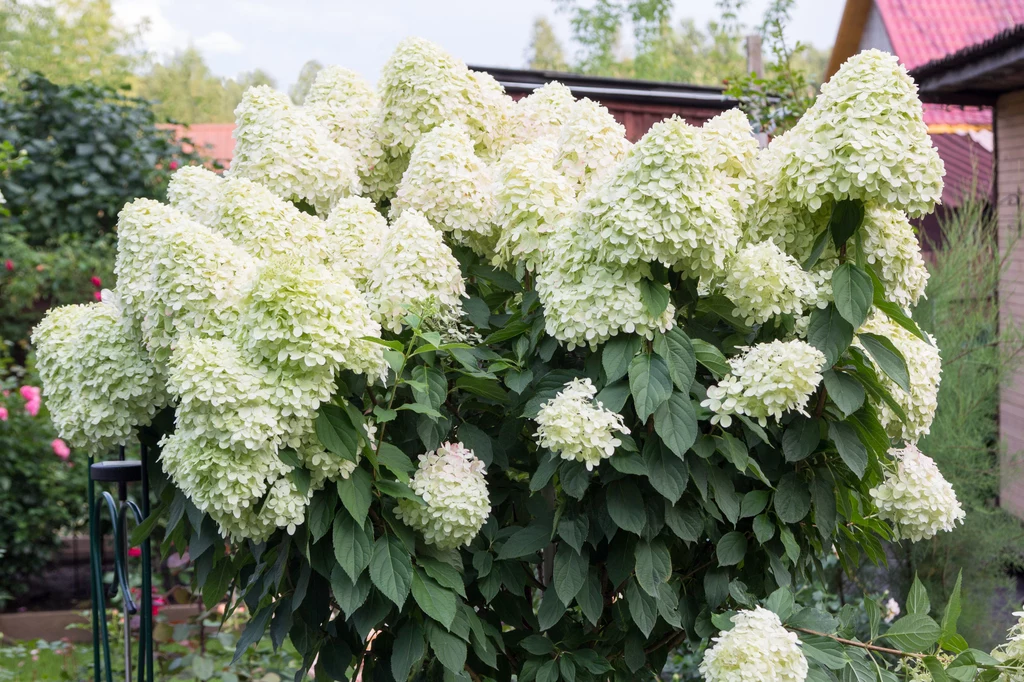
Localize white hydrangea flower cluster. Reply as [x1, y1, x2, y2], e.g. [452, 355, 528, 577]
[702, 109, 760, 225]
[536, 252, 675, 349]
[722, 241, 815, 325]
[114, 199, 184, 331]
[166, 165, 223, 226]
[860, 206, 930, 308]
[533, 110, 760, 348]
[390, 121, 497, 256]
[553, 98, 632, 194]
[491, 138, 575, 271]
[744, 173, 830, 265]
[167, 336, 277, 450]
[323, 196, 390, 286]
[230, 85, 358, 215]
[513, 82, 576, 142]
[367, 210, 467, 334]
[702, 340, 826, 427]
[858, 313, 941, 442]
[41, 149, 391, 541]
[365, 37, 513, 200]
[158, 429, 285, 532]
[304, 66, 378, 157]
[870, 444, 965, 541]
[700, 607, 808, 682]
[238, 255, 382, 374]
[206, 176, 330, 262]
[570, 116, 739, 278]
[774, 50, 944, 217]
[143, 218, 255, 368]
[535, 378, 630, 470]
[395, 442, 491, 550]
[32, 296, 169, 452]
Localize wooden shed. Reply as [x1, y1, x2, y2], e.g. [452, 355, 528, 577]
[470, 66, 738, 141]
[910, 23, 1024, 518]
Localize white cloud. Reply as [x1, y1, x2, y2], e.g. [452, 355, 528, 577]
[195, 30, 244, 55]
[111, 0, 188, 56]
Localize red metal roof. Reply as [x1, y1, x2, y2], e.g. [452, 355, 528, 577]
[875, 0, 1024, 70]
[873, 0, 1024, 128]
[159, 123, 235, 169]
[924, 104, 991, 126]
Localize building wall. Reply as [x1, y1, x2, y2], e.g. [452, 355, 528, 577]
[507, 92, 729, 142]
[601, 101, 726, 141]
[859, 1, 895, 53]
[997, 89, 1024, 518]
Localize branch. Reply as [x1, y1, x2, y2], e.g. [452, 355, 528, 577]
[788, 627, 925, 659]
[644, 629, 687, 655]
[813, 385, 828, 418]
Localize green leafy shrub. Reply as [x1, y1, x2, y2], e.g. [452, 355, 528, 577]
[904, 197, 1024, 647]
[0, 350, 85, 607]
[0, 73, 204, 246]
[31, 38, 1024, 681]
[0, 234, 114, 352]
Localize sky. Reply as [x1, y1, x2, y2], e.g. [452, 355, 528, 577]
[111, 0, 845, 89]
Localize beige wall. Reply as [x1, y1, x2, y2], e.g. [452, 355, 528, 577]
[998, 90, 1024, 518]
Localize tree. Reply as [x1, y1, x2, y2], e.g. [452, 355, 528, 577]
[34, 37, 1022, 682]
[722, 0, 819, 135]
[135, 46, 259, 124]
[0, 73, 204, 246]
[546, 0, 826, 92]
[290, 59, 323, 105]
[527, 16, 569, 71]
[0, 0, 143, 88]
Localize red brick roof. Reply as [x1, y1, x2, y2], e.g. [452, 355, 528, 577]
[159, 123, 235, 169]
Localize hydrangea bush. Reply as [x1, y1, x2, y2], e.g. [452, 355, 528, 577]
[32, 41, 1024, 681]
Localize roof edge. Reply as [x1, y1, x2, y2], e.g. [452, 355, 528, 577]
[909, 23, 1024, 82]
[469, 65, 739, 109]
[825, 0, 873, 80]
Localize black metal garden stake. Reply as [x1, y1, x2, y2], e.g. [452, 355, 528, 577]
[88, 441, 154, 682]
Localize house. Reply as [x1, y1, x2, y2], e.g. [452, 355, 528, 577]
[909, 24, 1024, 518]
[827, 0, 1022, 239]
[159, 123, 235, 169]
[163, 70, 738, 167]
[469, 66, 738, 141]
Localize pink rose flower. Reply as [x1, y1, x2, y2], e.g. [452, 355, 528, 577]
[0, 406, 8, 422]
[169, 160, 179, 171]
[20, 386, 41, 416]
[91, 276, 102, 287]
[128, 547, 142, 558]
[4, 260, 12, 271]
[51, 439, 70, 460]
[93, 291, 102, 301]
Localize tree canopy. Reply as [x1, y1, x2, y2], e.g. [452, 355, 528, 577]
[135, 47, 277, 124]
[0, 0, 143, 88]
[527, 0, 829, 90]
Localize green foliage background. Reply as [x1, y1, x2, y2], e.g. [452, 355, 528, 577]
[905, 200, 1024, 648]
[0, 350, 86, 607]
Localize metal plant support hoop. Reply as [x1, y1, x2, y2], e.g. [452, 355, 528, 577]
[88, 440, 154, 682]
